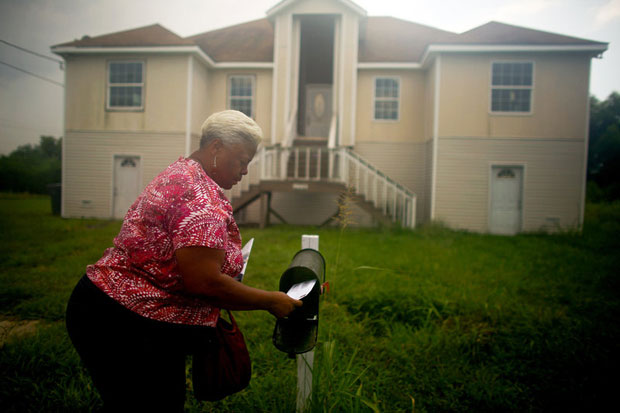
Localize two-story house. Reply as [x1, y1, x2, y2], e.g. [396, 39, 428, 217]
[51, 0, 607, 234]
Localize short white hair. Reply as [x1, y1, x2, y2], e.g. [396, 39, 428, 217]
[200, 110, 262, 149]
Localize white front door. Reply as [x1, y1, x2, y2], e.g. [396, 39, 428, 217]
[489, 165, 523, 235]
[113, 155, 141, 219]
[305, 84, 332, 137]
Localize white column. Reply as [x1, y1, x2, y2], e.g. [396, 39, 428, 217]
[184, 55, 194, 157]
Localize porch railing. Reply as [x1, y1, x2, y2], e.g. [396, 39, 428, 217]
[226, 145, 416, 228]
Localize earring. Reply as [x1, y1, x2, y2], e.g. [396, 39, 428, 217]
[213, 156, 217, 168]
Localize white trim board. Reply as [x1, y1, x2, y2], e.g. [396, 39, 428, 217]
[266, 0, 367, 17]
[430, 55, 441, 220]
[54, 43, 606, 72]
[358, 44, 607, 71]
[52, 46, 274, 69]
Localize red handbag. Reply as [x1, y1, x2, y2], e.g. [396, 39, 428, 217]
[192, 310, 252, 401]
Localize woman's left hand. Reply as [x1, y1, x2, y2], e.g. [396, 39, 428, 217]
[265, 291, 303, 318]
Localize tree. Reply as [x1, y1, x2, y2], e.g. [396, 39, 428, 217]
[588, 92, 620, 200]
[0, 136, 62, 194]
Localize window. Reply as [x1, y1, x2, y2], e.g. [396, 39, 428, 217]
[228, 75, 255, 118]
[491, 62, 533, 113]
[374, 77, 400, 121]
[107, 61, 144, 109]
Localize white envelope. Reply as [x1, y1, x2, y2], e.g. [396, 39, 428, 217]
[286, 279, 317, 300]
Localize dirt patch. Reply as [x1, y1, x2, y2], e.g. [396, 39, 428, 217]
[0, 319, 41, 348]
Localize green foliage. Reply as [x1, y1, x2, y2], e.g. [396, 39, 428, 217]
[0, 136, 62, 194]
[0, 193, 120, 320]
[0, 323, 101, 412]
[589, 92, 620, 200]
[1, 195, 619, 412]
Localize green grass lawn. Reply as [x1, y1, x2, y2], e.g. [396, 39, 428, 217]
[1, 193, 619, 412]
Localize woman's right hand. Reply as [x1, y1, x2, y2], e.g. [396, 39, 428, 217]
[268, 292, 303, 318]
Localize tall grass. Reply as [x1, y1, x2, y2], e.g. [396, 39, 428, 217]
[1, 193, 619, 412]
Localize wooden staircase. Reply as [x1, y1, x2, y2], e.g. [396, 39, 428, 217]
[230, 179, 394, 227]
[225, 145, 417, 228]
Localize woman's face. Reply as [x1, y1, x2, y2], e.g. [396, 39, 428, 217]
[214, 141, 256, 190]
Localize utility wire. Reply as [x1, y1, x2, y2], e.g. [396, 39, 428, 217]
[0, 60, 64, 87]
[0, 39, 64, 68]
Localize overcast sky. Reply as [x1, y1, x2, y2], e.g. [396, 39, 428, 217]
[1, 0, 618, 155]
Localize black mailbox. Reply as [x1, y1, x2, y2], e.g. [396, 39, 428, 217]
[273, 248, 325, 355]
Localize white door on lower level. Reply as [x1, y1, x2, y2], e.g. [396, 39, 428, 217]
[489, 165, 523, 235]
[113, 155, 141, 219]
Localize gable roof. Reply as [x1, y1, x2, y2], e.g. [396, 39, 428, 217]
[53, 24, 194, 48]
[52, 17, 607, 65]
[187, 19, 274, 62]
[450, 21, 608, 47]
[358, 17, 456, 63]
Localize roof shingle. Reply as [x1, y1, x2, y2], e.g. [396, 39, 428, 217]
[452, 21, 608, 46]
[187, 19, 274, 62]
[358, 16, 456, 62]
[53, 24, 194, 48]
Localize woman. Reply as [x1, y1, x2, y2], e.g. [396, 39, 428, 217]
[66, 110, 302, 412]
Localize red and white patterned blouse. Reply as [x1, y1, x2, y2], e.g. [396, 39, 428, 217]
[87, 157, 243, 327]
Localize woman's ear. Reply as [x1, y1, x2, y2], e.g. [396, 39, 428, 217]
[209, 138, 223, 156]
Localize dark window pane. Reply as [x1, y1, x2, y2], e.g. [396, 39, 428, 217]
[492, 89, 531, 112]
[375, 100, 398, 120]
[231, 78, 240, 96]
[231, 77, 252, 97]
[130, 87, 142, 106]
[492, 62, 533, 86]
[110, 62, 142, 83]
[491, 89, 502, 111]
[375, 78, 399, 98]
[229, 77, 253, 116]
[230, 98, 252, 117]
[110, 86, 142, 107]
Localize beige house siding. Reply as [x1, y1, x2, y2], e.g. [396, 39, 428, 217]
[434, 137, 586, 232]
[64, 55, 105, 130]
[356, 70, 426, 143]
[65, 54, 190, 133]
[438, 53, 590, 139]
[190, 58, 211, 152]
[63, 53, 191, 218]
[207, 69, 273, 142]
[63, 131, 184, 218]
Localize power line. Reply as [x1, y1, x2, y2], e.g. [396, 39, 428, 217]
[0, 60, 64, 87]
[0, 39, 64, 69]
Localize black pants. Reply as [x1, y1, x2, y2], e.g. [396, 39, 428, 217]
[66, 275, 215, 412]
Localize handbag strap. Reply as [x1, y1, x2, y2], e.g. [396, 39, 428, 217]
[219, 309, 238, 332]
